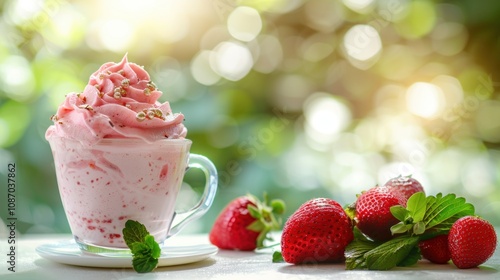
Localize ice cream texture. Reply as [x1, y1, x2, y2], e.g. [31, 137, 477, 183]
[46, 54, 187, 144]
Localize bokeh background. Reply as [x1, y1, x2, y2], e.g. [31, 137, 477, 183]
[1, 0, 500, 235]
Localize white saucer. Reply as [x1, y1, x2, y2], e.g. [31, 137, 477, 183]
[36, 240, 218, 268]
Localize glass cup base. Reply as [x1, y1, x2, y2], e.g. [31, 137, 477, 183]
[75, 236, 168, 256]
[75, 236, 132, 255]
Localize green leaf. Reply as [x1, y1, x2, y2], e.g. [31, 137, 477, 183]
[424, 193, 475, 230]
[145, 235, 161, 259]
[132, 254, 159, 273]
[390, 205, 409, 222]
[247, 220, 265, 232]
[397, 245, 421, 267]
[122, 220, 149, 248]
[345, 239, 380, 270]
[353, 227, 371, 242]
[248, 204, 262, 219]
[346, 235, 421, 270]
[407, 192, 426, 223]
[364, 236, 419, 270]
[424, 194, 438, 216]
[131, 242, 150, 256]
[123, 220, 161, 273]
[413, 221, 426, 235]
[272, 251, 284, 263]
[391, 222, 413, 235]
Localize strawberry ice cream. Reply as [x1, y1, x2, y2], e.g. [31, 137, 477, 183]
[46, 55, 191, 250]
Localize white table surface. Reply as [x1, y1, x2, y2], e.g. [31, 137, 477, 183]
[1, 232, 499, 280]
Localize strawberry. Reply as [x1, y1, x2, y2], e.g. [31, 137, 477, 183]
[354, 186, 406, 242]
[209, 194, 285, 251]
[448, 216, 497, 269]
[418, 234, 451, 264]
[280, 198, 353, 264]
[383, 175, 425, 201]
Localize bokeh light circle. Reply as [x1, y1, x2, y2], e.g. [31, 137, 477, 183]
[227, 6, 262, 42]
[343, 24, 382, 69]
[210, 41, 254, 81]
[406, 82, 445, 119]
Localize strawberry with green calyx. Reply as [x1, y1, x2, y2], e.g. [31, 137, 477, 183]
[280, 198, 354, 264]
[345, 192, 476, 270]
[209, 193, 285, 251]
[448, 216, 497, 269]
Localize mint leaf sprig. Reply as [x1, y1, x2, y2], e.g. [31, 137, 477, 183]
[122, 220, 161, 273]
[345, 192, 475, 270]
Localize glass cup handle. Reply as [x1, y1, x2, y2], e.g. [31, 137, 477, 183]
[168, 154, 218, 238]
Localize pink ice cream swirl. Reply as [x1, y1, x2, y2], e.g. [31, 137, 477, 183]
[46, 55, 187, 144]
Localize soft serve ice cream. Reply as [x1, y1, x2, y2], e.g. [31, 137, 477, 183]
[46, 55, 191, 248]
[46, 54, 187, 144]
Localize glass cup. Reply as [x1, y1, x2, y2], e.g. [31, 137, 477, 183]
[47, 137, 217, 253]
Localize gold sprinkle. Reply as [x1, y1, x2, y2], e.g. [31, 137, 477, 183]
[118, 70, 124, 75]
[147, 81, 157, 91]
[153, 108, 163, 118]
[147, 110, 155, 119]
[78, 104, 93, 110]
[114, 87, 127, 98]
[121, 79, 130, 88]
[136, 111, 146, 122]
[50, 115, 58, 121]
[143, 88, 151, 96]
